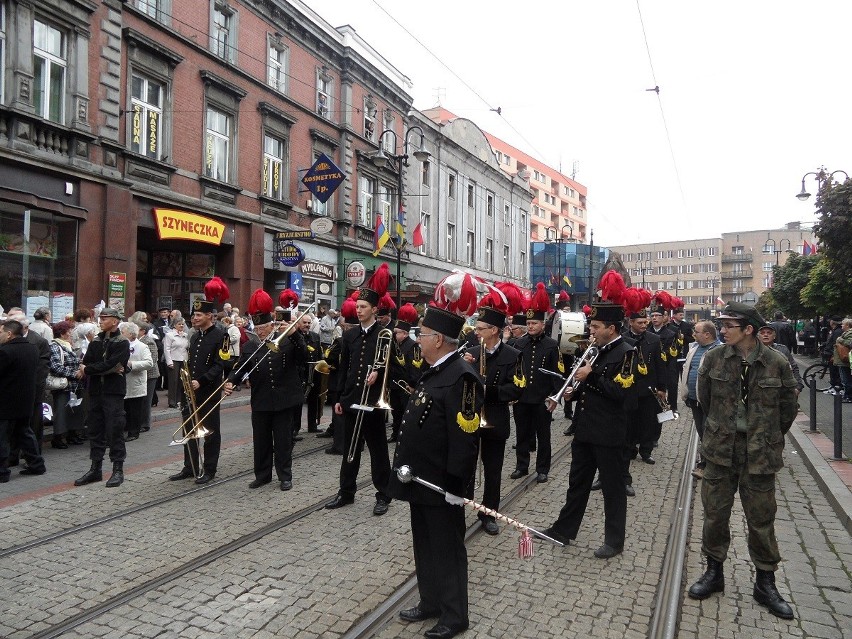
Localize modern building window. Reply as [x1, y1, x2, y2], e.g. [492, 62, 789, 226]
[448, 172, 456, 199]
[677, 249, 684, 259]
[467, 182, 475, 208]
[262, 134, 286, 200]
[33, 20, 66, 124]
[763, 261, 773, 272]
[686, 264, 694, 273]
[485, 239, 493, 272]
[707, 247, 717, 256]
[267, 37, 288, 93]
[211, 3, 236, 63]
[418, 212, 429, 255]
[421, 161, 430, 186]
[447, 223, 456, 261]
[466, 231, 475, 266]
[358, 176, 375, 227]
[204, 107, 231, 182]
[316, 68, 332, 119]
[130, 74, 163, 159]
[487, 193, 494, 217]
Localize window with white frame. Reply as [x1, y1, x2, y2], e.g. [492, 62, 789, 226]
[421, 161, 430, 186]
[763, 261, 773, 272]
[467, 182, 475, 208]
[317, 69, 332, 119]
[447, 223, 456, 261]
[204, 106, 231, 182]
[707, 263, 716, 272]
[707, 247, 717, 256]
[520, 212, 527, 233]
[33, 19, 66, 124]
[504, 202, 510, 226]
[686, 264, 694, 273]
[503, 154, 510, 165]
[379, 183, 394, 226]
[418, 212, 429, 255]
[363, 96, 376, 141]
[677, 249, 684, 258]
[130, 73, 163, 159]
[520, 250, 526, 274]
[262, 134, 286, 200]
[267, 37, 287, 93]
[657, 251, 664, 260]
[211, 3, 236, 63]
[448, 172, 456, 199]
[358, 176, 375, 227]
[382, 111, 394, 152]
[487, 193, 494, 217]
[136, 0, 157, 18]
[763, 274, 772, 287]
[676, 265, 684, 274]
[466, 232, 475, 266]
[495, 151, 502, 163]
[503, 245, 509, 274]
[485, 239, 493, 271]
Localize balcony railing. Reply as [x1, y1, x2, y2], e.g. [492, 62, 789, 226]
[721, 269, 753, 279]
[721, 253, 753, 263]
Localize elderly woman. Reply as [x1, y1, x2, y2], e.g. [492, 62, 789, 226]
[137, 322, 160, 426]
[119, 322, 153, 441]
[163, 318, 189, 409]
[48, 321, 85, 448]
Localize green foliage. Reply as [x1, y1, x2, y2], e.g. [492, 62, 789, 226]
[755, 289, 776, 319]
[800, 258, 852, 315]
[769, 253, 819, 319]
[814, 178, 852, 281]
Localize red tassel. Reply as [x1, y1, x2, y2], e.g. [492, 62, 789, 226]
[379, 292, 397, 312]
[599, 271, 626, 305]
[529, 282, 551, 313]
[518, 529, 534, 559]
[494, 281, 525, 316]
[582, 304, 592, 316]
[558, 290, 570, 302]
[340, 297, 358, 322]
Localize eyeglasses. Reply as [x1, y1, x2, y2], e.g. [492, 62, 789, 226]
[474, 326, 495, 332]
[418, 332, 440, 339]
[721, 323, 744, 330]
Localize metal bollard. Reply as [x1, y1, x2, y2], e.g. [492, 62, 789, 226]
[809, 381, 817, 432]
[832, 392, 844, 461]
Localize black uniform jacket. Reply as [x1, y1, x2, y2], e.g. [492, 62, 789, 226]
[463, 342, 523, 440]
[0, 336, 39, 418]
[336, 322, 388, 411]
[82, 329, 130, 396]
[322, 336, 342, 394]
[302, 330, 322, 381]
[623, 329, 667, 397]
[513, 333, 562, 404]
[188, 325, 227, 395]
[650, 324, 678, 363]
[390, 336, 420, 390]
[228, 330, 307, 411]
[570, 336, 637, 448]
[387, 352, 482, 504]
[671, 319, 694, 357]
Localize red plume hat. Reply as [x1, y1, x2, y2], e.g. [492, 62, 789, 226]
[525, 282, 551, 322]
[195, 276, 229, 314]
[360, 263, 390, 307]
[395, 303, 419, 332]
[248, 289, 274, 325]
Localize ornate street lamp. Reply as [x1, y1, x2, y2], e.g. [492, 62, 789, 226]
[796, 166, 850, 201]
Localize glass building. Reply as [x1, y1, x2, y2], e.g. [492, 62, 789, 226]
[530, 241, 609, 309]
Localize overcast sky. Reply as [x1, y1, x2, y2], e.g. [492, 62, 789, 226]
[302, 0, 852, 248]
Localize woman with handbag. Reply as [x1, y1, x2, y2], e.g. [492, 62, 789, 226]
[48, 321, 85, 448]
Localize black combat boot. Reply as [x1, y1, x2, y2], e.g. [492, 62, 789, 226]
[753, 569, 794, 619]
[105, 461, 124, 488]
[687, 557, 724, 599]
[74, 461, 103, 486]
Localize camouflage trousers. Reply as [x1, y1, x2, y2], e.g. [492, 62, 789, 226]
[700, 432, 781, 571]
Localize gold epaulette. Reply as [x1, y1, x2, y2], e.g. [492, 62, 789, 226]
[677, 335, 684, 346]
[661, 352, 668, 362]
[412, 358, 423, 369]
[323, 347, 331, 359]
[457, 376, 480, 433]
[614, 350, 634, 388]
[637, 363, 648, 376]
[307, 345, 316, 352]
[513, 360, 526, 387]
[557, 352, 565, 374]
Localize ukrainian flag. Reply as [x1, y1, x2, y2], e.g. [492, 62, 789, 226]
[373, 214, 390, 256]
[394, 207, 407, 250]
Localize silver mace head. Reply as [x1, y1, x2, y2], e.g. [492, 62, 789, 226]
[396, 465, 413, 483]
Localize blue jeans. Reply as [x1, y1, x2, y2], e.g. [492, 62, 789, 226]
[839, 366, 852, 398]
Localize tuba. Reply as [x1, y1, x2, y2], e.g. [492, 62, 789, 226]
[170, 361, 211, 479]
[347, 328, 393, 462]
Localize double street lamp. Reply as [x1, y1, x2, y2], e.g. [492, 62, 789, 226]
[709, 276, 719, 318]
[634, 258, 652, 289]
[763, 237, 792, 267]
[796, 166, 850, 201]
[371, 125, 431, 309]
[545, 223, 574, 299]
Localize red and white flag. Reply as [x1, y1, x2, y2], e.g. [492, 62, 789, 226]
[715, 296, 725, 306]
[412, 221, 424, 248]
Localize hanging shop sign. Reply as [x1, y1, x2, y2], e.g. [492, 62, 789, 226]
[345, 261, 366, 288]
[310, 217, 334, 236]
[276, 230, 313, 240]
[153, 209, 225, 246]
[277, 242, 305, 267]
[301, 261, 334, 280]
[301, 153, 345, 204]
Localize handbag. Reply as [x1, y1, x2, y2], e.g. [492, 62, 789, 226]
[46, 343, 70, 391]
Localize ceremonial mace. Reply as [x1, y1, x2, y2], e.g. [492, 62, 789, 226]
[395, 465, 564, 558]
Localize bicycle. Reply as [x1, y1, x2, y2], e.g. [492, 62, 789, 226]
[803, 361, 833, 392]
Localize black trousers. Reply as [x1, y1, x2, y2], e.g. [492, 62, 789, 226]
[306, 385, 322, 432]
[410, 502, 469, 629]
[0, 418, 45, 480]
[478, 429, 507, 522]
[623, 396, 659, 484]
[87, 393, 126, 463]
[252, 407, 296, 483]
[512, 402, 552, 474]
[551, 439, 626, 550]
[124, 396, 145, 437]
[180, 392, 221, 475]
[667, 362, 681, 412]
[339, 409, 391, 500]
[389, 387, 407, 439]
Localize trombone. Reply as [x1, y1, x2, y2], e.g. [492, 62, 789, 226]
[347, 327, 393, 462]
[170, 361, 211, 479]
[173, 302, 317, 437]
[544, 338, 599, 406]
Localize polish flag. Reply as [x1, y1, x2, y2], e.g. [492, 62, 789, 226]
[412, 222, 424, 248]
[715, 296, 725, 306]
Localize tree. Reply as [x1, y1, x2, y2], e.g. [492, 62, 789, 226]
[769, 253, 819, 319]
[814, 177, 852, 281]
[800, 258, 852, 316]
[755, 289, 776, 319]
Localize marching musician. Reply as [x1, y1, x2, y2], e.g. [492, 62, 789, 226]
[647, 300, 677, 456]
[169, 278, 229, 485]
[325, 265, 394, 516]
[462, 299, 523, 535]
[377, 293, 396, 330]
[510, 283, 562, 484]
[388, 303, 420, 443]
[296, 312, 324, 434]
[504, 311, 527, 346]
[387, 303, 482, 639]
[223, 290, 307, 491]
[541, 301, 638, 559]
[668, 299, 694, 414]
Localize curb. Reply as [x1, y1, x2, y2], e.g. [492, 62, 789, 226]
[786, 417, 852, 536]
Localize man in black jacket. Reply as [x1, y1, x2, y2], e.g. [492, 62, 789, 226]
[388, 303, 420, 443]
[387, 305, 482, 639]
[542, 302, 637, 559]
[224, 290, 307, 491]
[0, 319, 45, 482]
[75, 308, 130, 488]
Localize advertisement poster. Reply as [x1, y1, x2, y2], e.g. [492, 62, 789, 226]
[25, 291, 50, 320]
[108, 272, 126, 316]
[51, 292, 75, 320]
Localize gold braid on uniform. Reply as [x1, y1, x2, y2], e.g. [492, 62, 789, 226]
[669, 343, 678, 357]
[557, 351, 565, 374]
[218, 333, 231, 362]
[637, 348, 648, 376]
[677, 334, 684, 346]
[513, 359, 526, 388]
[323, 346, 331, 359]
[411, 343, 423, 369]
[614, 350, 635, 388]
[395, 341, 406, 367]
[307, 345, 316, 354]
[457, 376, 480, 433]
[660, 350, 668, 362]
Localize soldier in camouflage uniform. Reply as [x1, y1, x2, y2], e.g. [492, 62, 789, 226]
[687, 302, 797, 620]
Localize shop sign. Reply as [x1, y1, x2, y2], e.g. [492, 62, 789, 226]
[310, 217, 333, 236]
[108, 272, 126, 316]
[277, 242, 305, 267]
[276, 230, 313, 240]
[153, 209, 225, 246]
[301, 261, 334, 280]
[301, 153, 345, 203]
[346, 261, 366, 288]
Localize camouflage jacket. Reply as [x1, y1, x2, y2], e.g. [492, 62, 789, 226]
[697, 340, 797, 474]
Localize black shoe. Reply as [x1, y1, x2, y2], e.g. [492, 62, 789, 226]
[169, 468, 194, 481]
[753, 569, 794, 619]
[641, 455, 656, 465]
[124, 433, 139, 442]
[540, 526, 571, 546]
[482, 520, 499, 536]
[591, 479, 602, 491]
[424, 623, 468, 639]
[195, 473, 215, 485]
[51, 436, 68, 449]
[399, 605, 439, 623]
[510, 469, 528, 479]
[536, 473, 548, 483]
[280, 480, 292, 491]
[325, 447, 343, 455]
[249, 478, 270, 489]
[316, 430, 333, 438]
[105, 462, 124, 488]
[0, 475, 8, 483]
[563, 425, 575, 436]
[594, 544, 623, 559]
[20, 466, 46, 475]
[68, 433, 85, 445]
[688, 558, 725, 600]
[74, 463, 103, 486]
[325, 494, 354, 509]
[293, 435, 304, 442]
[373, 498, 390, 515]
[387, 434, 398, 443]
[625, 484, 635, 497]
[141, 426, 150, 432]
[7, 456, 19, 467]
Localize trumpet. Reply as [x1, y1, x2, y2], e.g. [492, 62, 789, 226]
[347, 327, 393, 463]
[392, 379, 414, 395]
[170, 361, 211, 479]
[545, 338, 599, 406]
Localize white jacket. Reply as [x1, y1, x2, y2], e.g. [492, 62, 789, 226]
[124, 339, 153, 399]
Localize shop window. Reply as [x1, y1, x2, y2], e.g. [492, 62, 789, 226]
[267, 35, 287, 93]
[205, 106, 231, 182]
[262, 134, 286, 200]
[130, 73, 163, 160]
[211, 2, 237, 64]
[316, 68, 332, 119]
[33, 19, 66, 124]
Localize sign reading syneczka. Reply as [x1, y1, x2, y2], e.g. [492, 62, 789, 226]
[301, 153, 344, 204]
[276, 242, 305, 267]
